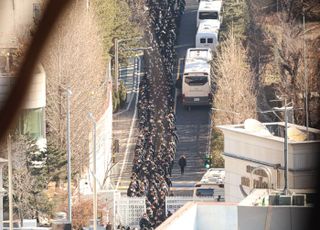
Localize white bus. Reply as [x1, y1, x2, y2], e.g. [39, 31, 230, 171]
[196, 20, 219, 50]
[182, 48, 213, 108]
[197, 1, 223, 27]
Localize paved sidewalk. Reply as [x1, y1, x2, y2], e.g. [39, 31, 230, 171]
[109, 57, 141, 193]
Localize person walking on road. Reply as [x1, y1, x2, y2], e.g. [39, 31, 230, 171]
[178, 155, 187, 175]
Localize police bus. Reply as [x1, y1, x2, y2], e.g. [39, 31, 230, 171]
[182, 48, 213, 109]
[197, 0, 223, 27]
[196, 20, 219, 50]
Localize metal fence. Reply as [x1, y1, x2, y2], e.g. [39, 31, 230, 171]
[165, 196, 223, 214]
[115, 196, 146, 228]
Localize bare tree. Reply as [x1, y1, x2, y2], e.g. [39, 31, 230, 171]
[41, 0, 107, 179]
[212, 32, 257, 125]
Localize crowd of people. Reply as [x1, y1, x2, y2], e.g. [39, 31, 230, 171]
[125, 0, 186, 229]
[127, 74, 177, 229]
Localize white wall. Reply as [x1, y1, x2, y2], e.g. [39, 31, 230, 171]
[157, 202, 197, 230]
[87, 91, 113, 192]
[0, 65, 46, 109]
[196, 203, 238, 230]
[24, 64, 46, 109]
[238, 206, 312, 230]
[0, 0, 42, 48]
[158, 201, 311, 230]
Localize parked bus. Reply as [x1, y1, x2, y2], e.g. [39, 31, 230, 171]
[197, 1, 223, 27]
[196, 20, 219, 50]
[182, 48, 213, 108]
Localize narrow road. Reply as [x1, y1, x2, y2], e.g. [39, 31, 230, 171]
[171, 0, 210, 195]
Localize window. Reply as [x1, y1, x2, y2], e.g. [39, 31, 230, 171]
[17, 108, 44, 139]
[199, 11, 219, 20]
[185, 76, 208, 86]
[200, 38, 206, 44]
[33, 3, 41, 24]
[207, 38, 213, 43]
[195, 188, 214, 197]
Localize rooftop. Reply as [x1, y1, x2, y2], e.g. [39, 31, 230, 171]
[239, 189, 316, 207]
[218, 120, 320, 144]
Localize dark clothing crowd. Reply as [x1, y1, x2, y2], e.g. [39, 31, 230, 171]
[127, 74, 177, 229]
[125, 0, 186, 229]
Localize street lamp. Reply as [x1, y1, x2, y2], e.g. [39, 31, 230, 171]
[87, 112, 97, 230]
[302, 10, 309, 138]
[65, 88, 72, 224]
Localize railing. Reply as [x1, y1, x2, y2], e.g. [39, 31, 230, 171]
[165, 196, 220, 215]
[115, 196, 146, 228]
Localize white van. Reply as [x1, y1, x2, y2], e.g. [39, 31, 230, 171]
[196, 20, 219, 50]
[197, 1, 223, 27]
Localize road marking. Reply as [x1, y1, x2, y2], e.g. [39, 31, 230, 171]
[174, 58, 184, 113]
[116, 57, 141, 190]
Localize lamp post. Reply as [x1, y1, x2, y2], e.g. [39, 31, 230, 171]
[303, 10, 309, 138]
[88, 113, 97, 230]
[0, 158, 7, 230]
[66, 88, 72, 224]
[7, 135, 13, 230]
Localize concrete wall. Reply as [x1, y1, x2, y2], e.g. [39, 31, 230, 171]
[0, 0, 16, 48]
[24, 65, 46, 109]
[238, 206, 312, 230]
[87, 91, 113, 192]
[196, 203, 238, 230]
[157, 202, 197, 230]
[0, 0, 42, 48]
[158, 200, 311, 230]
[0, 65, 46, 109]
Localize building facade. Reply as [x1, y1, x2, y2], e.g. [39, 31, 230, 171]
[0, 0, 46, 142]
[218, 122, 320, 202]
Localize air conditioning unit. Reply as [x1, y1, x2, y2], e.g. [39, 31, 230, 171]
[279, 195, 292, 205]
[292, 194, 306, 206]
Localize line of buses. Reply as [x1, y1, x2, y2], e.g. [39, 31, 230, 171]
[181, 0, 223, 109]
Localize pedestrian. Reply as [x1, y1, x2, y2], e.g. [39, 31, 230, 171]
[106, 222, 112, 230]
[178, 155, 187, 175]
[139, 213, 151, 229]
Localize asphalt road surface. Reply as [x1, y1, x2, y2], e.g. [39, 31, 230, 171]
[171, 0, 211, 196]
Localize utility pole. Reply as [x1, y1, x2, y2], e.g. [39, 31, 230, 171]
[260, 100, 293, 194]
[283, 98, 289, 194]
[303, 10, 309, 139]
[66, 88, 72, 224]
[7, 135, 13, 230]
[88, 113, 97, 230]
